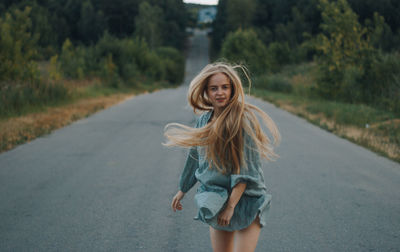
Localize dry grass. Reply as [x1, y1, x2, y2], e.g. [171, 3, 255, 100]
[270, 99, 400, 161]
[0, 93, 135, 152]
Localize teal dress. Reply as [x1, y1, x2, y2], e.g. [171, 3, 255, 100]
[179, 110, 272, 231]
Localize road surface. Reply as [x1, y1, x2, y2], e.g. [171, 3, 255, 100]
[0, 29, 399, 251]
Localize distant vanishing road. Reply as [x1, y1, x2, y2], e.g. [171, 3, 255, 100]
[1, 29, 399, 252]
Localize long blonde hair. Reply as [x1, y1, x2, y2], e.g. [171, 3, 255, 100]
[164, 62, 280, 174]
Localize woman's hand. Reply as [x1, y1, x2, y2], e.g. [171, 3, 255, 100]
[217, 182, 246, 226]
[171, 190, 185, 212]
[217, 205, 234, 226]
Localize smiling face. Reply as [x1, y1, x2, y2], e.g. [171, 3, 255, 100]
[206, 73, 232, 113]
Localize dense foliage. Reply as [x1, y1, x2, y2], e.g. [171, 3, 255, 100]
[0, 0, 187, 117]
[221, 29, 268, 74]
[212, 0, 400, 114]
[0, 0, 187, 50]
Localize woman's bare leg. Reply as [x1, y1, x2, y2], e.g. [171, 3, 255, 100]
[209, 226, 235, 252]
[233, 217, 261, 252]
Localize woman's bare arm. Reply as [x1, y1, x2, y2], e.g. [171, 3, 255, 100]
[217, 182, 247, 226]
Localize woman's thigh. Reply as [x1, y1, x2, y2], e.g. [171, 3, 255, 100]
[209, 226, 235, 252]
[233, 216, 261, 252]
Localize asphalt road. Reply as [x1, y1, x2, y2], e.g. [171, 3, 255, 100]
[0, 29, 399, 252]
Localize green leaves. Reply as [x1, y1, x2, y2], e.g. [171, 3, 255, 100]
[221, 29, 268, 74]
[0, 6, 39, 83]
[314, 0, 372, 99]
[135, 1, 164, 49]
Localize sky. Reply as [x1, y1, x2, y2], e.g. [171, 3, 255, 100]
[183, 0, 218, 5]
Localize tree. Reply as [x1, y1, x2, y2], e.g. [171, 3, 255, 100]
[0, 6, 39, 83]
[134, 1, 163, 49]
[59, 38, 85, 79]
[98, 0, 139, 38]
[365, 12, 395, 51]
[28, 2, 57, 52]
[78, 0, 106, 45]
[155, 0, 187, 50]
[211, 0, 228, 55]
[226, 0, 256, 31]
[221, 29, 268, 74]
[315, 0, 374, 101]
[274, 7, 308, 46]
[348, 0, 400, 34]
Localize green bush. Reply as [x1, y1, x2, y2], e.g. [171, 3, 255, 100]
[340, 65, 363, 103]
[361, 52, 400, 114]
[156, 47, 185, 84]
[115, 38, 143, 81]
[221, 29, 268, 74]
[59, 39, 86, 79]
[255, 74, 293, 93]
[266, 42, 292, 73]
[82, 46, 99, 76]
[55, 32, 185, 87]
[94, 34, 185, 84]
[99, 54, 121, 88]
[95, 34, 164, 82]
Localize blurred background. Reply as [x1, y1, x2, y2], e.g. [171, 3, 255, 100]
[0, 0, 399, 161]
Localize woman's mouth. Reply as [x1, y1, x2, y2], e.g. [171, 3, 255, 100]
[216, 98, 225, 103]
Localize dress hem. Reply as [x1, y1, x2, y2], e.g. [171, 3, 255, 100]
[193, 196, 271, 232]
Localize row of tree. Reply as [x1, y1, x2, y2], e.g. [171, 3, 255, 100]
[212, 0, 399, 54]
[0, 0, 187, 117]
[0, 0, 187, 56]
[212, 0, 400, 114]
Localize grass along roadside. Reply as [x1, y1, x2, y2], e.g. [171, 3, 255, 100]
[0, 79, 175, 153]
[252, 89, 400, 163]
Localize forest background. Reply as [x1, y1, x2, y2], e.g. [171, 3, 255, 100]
[210, 0, 400, 162]
[0, 0, 399, 161]
[0, 0, 187, 151]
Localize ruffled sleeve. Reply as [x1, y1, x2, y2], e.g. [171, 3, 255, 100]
[178, 116, 202, 193]
[230, 132, 264, 191]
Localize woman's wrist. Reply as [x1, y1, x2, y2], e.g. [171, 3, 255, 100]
[226, 203, 236, 209]
[227, 198, 238, 209]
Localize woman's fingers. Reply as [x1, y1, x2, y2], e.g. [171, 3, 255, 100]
[176, 202, 182, 210]
[217, 205, 234, 226]
[171, 191, 185, 212]
[217, 217, 229, 226]
[171, 196, 183, 212]
[175, 201, 182, 211]
[171, 197, 177, 211]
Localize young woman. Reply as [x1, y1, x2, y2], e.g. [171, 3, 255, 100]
[164, 62, 280, 252]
